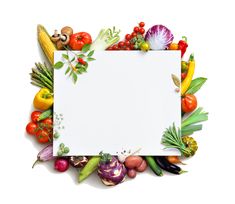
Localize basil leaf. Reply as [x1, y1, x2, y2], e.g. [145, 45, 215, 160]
[186, 77, 207, 94]
[88, 50, 94, 57]
[87, 57, 95, 62]
[72, 73, 78, 83]
[65, 67, 70, 75]
[62, 54, 69, 60]
[54, 61, 64, 69]
[82, 44, 91, 53]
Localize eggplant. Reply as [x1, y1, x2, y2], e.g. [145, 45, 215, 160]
[154, 156, 186, 175]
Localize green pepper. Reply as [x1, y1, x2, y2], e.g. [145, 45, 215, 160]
[78, 156, 101, 183]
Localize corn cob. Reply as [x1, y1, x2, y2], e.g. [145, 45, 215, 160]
[37, 24, 56, 65]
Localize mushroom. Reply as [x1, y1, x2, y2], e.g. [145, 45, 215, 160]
[60, 33, 70, 45]
[61, 26, 73, 36]
[69, 156, 88, 168]
[50, 30, 60, 42]
[56, 40, 64, 50]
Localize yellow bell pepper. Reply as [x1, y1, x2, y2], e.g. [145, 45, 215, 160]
[181, 54, 195, 96]
[33, 88, 53, 110]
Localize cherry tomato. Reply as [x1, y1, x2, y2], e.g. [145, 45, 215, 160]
[131, 32, 137, 37]
[139, 27, 145, 34]
[40, 118, 53, 131]
[36, 129, 52, 143]
[181, 72, 187, 80]
[125, 34, 131, 41]
[112, 45, 119, 50]
[118, 41, 125, 48]
[125, 47, 131, 50]
[125, 41, 130, 47]
[181, 94, 198, 113]
[139, 22, 145, 27]
[26, 122, 38, 135]
[69, 32, 92, 50]
[31, 111, 41, 122]
[133, 26, 139, 33]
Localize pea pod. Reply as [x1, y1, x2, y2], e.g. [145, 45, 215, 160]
[38, 108, 52, 121]
[145, 156, 163, 176]
[78, 156, 101, 183]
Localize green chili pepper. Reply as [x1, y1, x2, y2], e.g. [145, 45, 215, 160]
[78, 156, 101, 183]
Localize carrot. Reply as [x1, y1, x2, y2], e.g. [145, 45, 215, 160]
[166, 156, 185, 165]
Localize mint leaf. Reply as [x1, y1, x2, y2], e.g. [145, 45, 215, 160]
[54, 61, 64, 69]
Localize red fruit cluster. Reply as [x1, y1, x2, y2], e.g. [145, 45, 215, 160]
[26, 111, 53, 144]
[107, 22, 146, 51]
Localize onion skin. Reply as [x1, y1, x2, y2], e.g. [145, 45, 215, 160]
[98, 157, 127, 186]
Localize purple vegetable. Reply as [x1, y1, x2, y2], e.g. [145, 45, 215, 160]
[54, 158, 69, 172]
[145, 25, 174, 50]
[97, 153, 127, 186]
[32, 144, 54, 168]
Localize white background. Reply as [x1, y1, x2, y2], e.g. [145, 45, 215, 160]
[0, 0, 234, 203]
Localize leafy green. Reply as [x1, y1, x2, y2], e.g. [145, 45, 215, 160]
[181, 107, 208, 128]
[185, 77, 207, 94]
[54, 61, 64, 69]
[82, 44, 91, 53]
[181, 124, 202, 136]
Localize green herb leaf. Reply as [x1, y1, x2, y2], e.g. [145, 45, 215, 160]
[87, 57, 95, 62]
[65, 66, 70, 75]
[71, 57, 75, 62]
[171, 74, 180, 88]
[54, 61, 64, 69]
[62, 54, 69, 60]
[88, 50, 94, 57]
[185, 77, 207, 94]
[181, 124, 202, 136]
[77, 54, 85, 58]
[82, 44, 91, 53]
[72, 72, 78, 83]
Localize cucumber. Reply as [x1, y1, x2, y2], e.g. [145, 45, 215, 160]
[145, 156, 163, 176]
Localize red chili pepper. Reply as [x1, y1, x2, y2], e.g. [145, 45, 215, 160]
[181, 72, 187, 80]
[178, 36, 188, 58]
[77, 58, 86, 65]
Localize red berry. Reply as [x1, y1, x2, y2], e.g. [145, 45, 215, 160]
[131, 32, 137, 37]
[139, 22, 145, 27]
[139, 27, 145, 34]
[133, 26, 139, 32]
[112, 45, 119, 50]
[125, 41, 130, 47]
[125, 34, 131, 41]
[118, 41, 125, 48]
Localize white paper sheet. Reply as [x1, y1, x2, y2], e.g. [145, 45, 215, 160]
[53, 51, 181, 156]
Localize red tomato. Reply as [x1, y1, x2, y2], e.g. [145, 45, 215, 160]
[181, 94, 198, 113]
[26, 122, 38, 135]
[139, 27, 145, 34]
[133, 26, 139, 33]
[125, 41, 130, 47]
[69, 32, 92, 50]
[40, 118, 53, 131]
[131, 32, 137, 37]
[125, 34, 131, 41]
[31, 111, 41, 122]
[139, 22, 145, 27]
[118, 41, 125, 48]
[35, 129, 52, 143]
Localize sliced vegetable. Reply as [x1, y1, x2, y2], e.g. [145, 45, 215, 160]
[145, 25, 174, 50]
[185, 77, 207, 95]
[90, 27, 120, 51]
[32, 144, 54, 168]
[145, 156, 163, 176]
[78, 156, 101, 183]
[97, 153, 126, 186]
[155, 156, 186, 175]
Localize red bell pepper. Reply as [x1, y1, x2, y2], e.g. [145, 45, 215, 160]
[178, 36, 188, 58]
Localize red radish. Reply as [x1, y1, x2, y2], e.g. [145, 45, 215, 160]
[54, 158, 69, 172]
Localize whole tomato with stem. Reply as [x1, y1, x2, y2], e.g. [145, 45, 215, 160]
[35, 129, 52, 143]
[181, 94, 197, 113]
[26, 122, 38, 135]
[31, 111, 41, 122]
[69, 32, 92, 50]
